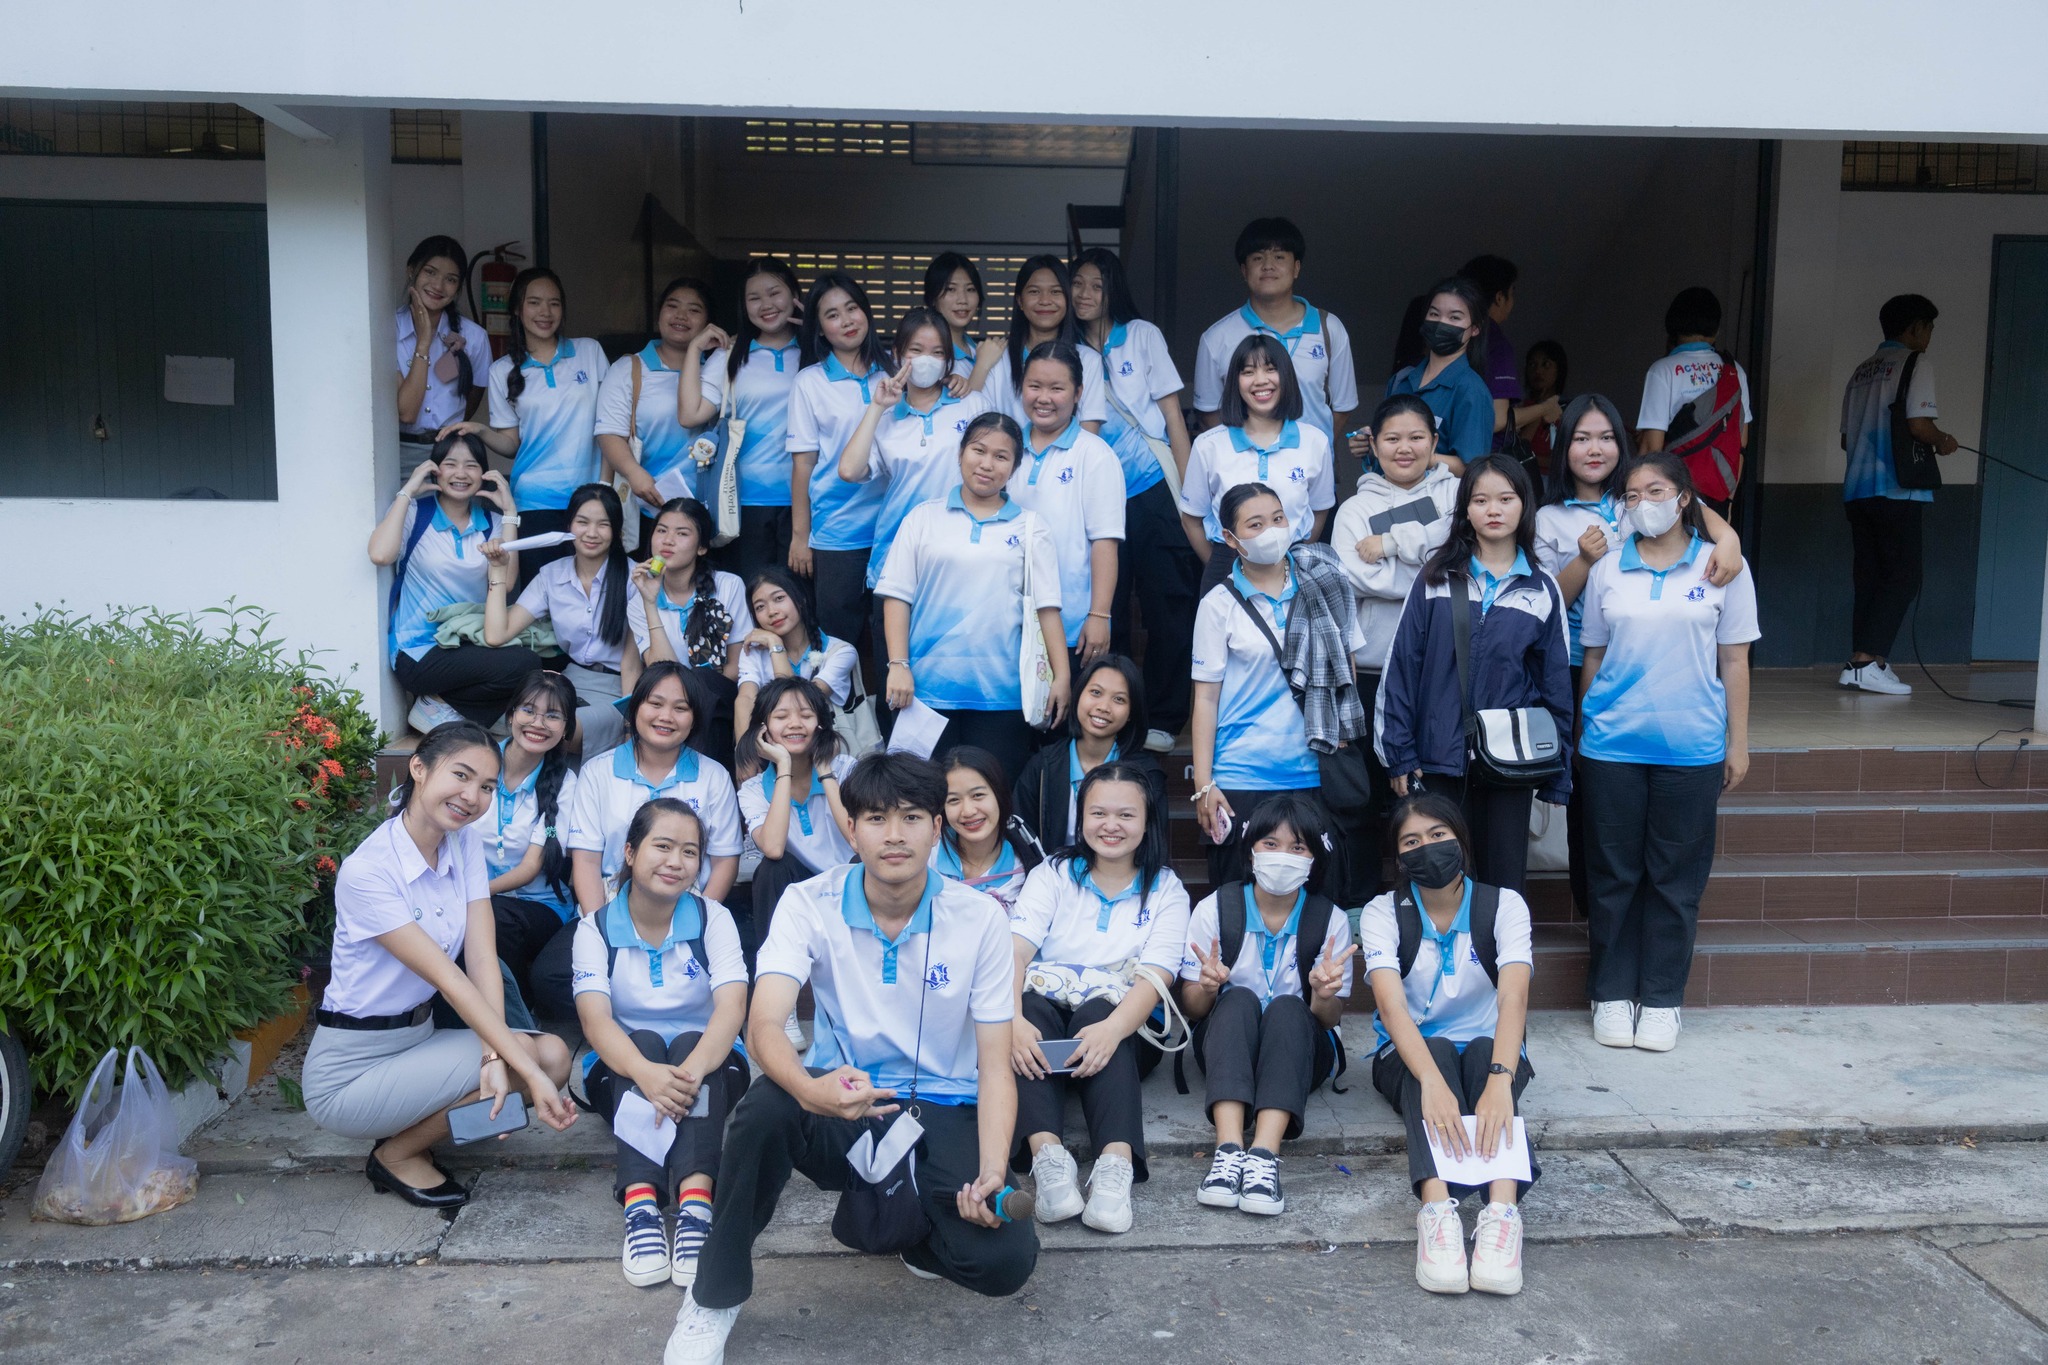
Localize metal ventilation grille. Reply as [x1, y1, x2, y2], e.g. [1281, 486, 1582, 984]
[390, 109, 463, 165]
[743, 120, 911, 156]
[745, 248, 1063, 327]
[1842, 141, 2047, 193]
[0, 100, 265, 158]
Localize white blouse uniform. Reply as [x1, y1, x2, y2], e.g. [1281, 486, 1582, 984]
[1191, 301, 1358, 443]
[701, 341, 801, 509]
[1010, 859, 1192, 976]
[737, 634, 861, 707]
[1533, 495, 1625, 667]
[856, 389, 991, 588]
[566, 743, 744, 894]
[482, 752, 580, 922]
[1179, 885, 1354, 1008]
[396, 308, 493, 434]
[515, 559, 625, 671]
[1358, 883, 1535, 1050]
[738, 751, 859, 873]
[594, 343, 716, 505]
[325, 817, 489, 1017]
[485, 338, 608, 512]
[1179, 420, 1336, 547]
[1332, 464, 1460, 671]
[389, 499, 498, 666]
[1005, 419, 1127, 648]
[1094, 321, 1185, 499]
[569, 891, 749, 1073]
[788, 356, 889, 553]
[625, 569, 754, 667]
[978, 346, 1111, 430]
[760, 867, 1014, 1103]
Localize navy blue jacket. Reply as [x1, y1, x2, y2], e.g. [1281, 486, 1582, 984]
[1373, 563, 1576, 805]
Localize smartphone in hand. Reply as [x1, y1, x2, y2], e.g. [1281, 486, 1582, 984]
[448, 1093, 529, 1144]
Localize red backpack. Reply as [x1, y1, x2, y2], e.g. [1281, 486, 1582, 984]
[1664, 353, 1745, 502]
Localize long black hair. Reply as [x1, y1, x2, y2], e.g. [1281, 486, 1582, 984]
[651, 497, 730, 667]
[798, 272, 888, 373]
[1546, 394, 1634, 507]
[734, 676, 841, 781]
[502, 671, 578, 900]
[1067, 654, 1148, 756]
[404, 235, 469, 317]
[922, 251, 984, 349]
[564, 483, 629, 648]
[745, 564, 827, 653]
[1070, 247, 1144, 336]
[392, 720, 498, 814]
[940, 746, 1044, 869]
[1423, 454, 1539, 586]
[1060, 761, 1168, 918]
[727, 257, 803, 385]
[1004, 255, 1081, 394]
[502, 267, 563, 407]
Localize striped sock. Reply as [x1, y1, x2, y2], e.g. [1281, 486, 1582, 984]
[623, 1183, 660, 1218]
[677, 1187, 713, 1224]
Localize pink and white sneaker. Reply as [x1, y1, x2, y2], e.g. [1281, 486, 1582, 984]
[1469, 1201, 1524, 1295]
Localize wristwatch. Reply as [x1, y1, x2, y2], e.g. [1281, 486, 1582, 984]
[1487, 1062, 1511, 1076]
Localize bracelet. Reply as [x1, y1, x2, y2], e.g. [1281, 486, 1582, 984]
[1191, 783, 1216, 802]
[769, 644, 787, 654]
[479, 1052, 500, 1067]
[889, 659, 911, 668]
[1087, 611, 1112, 620]
[502, 514, 521, 529]
[489, 578, 510, 590]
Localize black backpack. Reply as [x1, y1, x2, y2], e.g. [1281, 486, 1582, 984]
[1175, 883, 1349, 1093]
[1392, 881, 1502, 986]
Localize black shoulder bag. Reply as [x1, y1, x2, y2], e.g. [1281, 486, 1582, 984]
[1888, 350, 1942, 491]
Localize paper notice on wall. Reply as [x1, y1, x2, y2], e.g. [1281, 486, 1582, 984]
[164, 356, 235, 406]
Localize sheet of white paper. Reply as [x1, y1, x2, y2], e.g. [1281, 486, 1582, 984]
[1426, 1116, 1531, 1187]
[845, 1111, 924, 1181]
[164, 355, 235, 406]
[612, 1088, 678, 1166]
[500, 530, 577, 554]
[886, 697, 949, 760]
[652, 465, 696, 503]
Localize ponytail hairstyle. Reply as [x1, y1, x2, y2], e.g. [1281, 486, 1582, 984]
[652, 497, 731, 667]
[391, 719, 498, 814]
[1423, 275, 1491, 377]
[564, 482, 629, 648]
[404, 235, 469, 317]
[798, 272, 887, 373]
[1622, 451, 1711, 539]
[727, 257, 803, 385]
[502, 670, 579, 899]
[957, 411, 1024, 471]
[614, 796, 706, 900]
[1242, 792, 1335, 897]
[892, 306, 951, 376]
[1005, 255, 1080, 393]
[1370, 391, 1437, 437]
[426, 431, 491, 518]
[1069, 247, 1144, 330]
[502, 267, 564, 407]
[1384, 790, 1475, 876]
[1061, 761, 1168, 919]
[1545, 393, 1634, 508]
[745, 564, 826, 655]
[1423, 453, 1539, 586]
[734, 676, 840, 781]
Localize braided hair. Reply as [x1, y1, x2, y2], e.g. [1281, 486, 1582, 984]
[501, 267, 564, 408]
[502, 670, 579, 901]
[652, 497, 731, 668]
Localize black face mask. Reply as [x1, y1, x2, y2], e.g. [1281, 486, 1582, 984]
[1398, 840, 1465, 890]
[1418, 320, 1467, 357]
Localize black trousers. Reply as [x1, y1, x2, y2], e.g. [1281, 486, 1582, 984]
[587, 1030, 750, 1202]
[525, 917, 582, 1023]
[694, 1076, 1039, 1309]
[511, 507, 575, 597]
[1419, 771, 1534, 895]
[392, 644, 548, 727]
[1370, 1036, 1537, 1199]
[809, 547, 874, 683]
[1566, 664, 1590, 918]
[1197, 543, 1238, 597]
[1581, 756, 1722, 1007]
[741, 850, 822, 969]
[1192, 988, 1335, 1141]
[1845, 496, 1925, 660]
[1111, 481, 1201, 736]
[712, 504, 793, 586]
[491, 894, 568, 1009]
[1013, 994, 1158, 1180]
[934, 707, 1040, 789]
[1205, 785, 1326, 888]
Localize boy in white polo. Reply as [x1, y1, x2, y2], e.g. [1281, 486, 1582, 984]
[1190, 217, 1359, 445]
[668, 754, 1037, 1364]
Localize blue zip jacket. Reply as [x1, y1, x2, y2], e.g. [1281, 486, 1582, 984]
[1373, 562, 1576, 805]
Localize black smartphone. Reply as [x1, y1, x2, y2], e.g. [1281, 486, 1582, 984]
[448, 1092, 528, 1144]
[1036, 1039, 1083, 1074]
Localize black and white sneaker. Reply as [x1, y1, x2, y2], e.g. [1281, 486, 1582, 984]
[1237, 1147, 1284, 1216]
[1197, 1143, 1246, 1208]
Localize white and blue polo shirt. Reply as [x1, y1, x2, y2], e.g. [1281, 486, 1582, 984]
[486, 338, 608, 511]
[1579, 534, 1761, 767]
[482, 750, 580, 922]
[760, 867, 1015, 1103]
[978, 345, 1111, 429]
[702, 341, 801, 508]
[736, 633, 860, 706]
[625, 568, 754, 663]
[1006, 419, 1127, 647]
[1179, 885, 1353, 1005]
[931, 836, 1030, 915]
[738, 751, 858, 873]
[389, 498, 497, 665]
[1841, 341, 1938, 504]
[1095, 319, 1184, 497]
[396, 308, 492, 433]
[788, 355, 890, 551]
[570, 889, 749, 1068]
[594, 344, 716, 499]
[1534, 496, 1624, 665]
[1010, 858, 1192, 976]
[565, 742, 744, 892]
[515, 557, 623, 671]
[857, 389, 989, 587]
[874, 491, 1064, 711]
[1191, 299, 1358, 442]
[1179, 420, 1335, 545]
[1359, 881, 1535, 1049]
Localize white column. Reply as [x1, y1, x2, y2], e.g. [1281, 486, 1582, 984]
[263, 109, 402, 728]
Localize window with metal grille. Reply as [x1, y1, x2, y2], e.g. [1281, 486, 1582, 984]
[743, 120, 911, 156]
[1842, 141, 2047, 193]
[0, 100, 266, 158]
[913, 123, 1131, 167]
[391, 109, 463, 165]
[746, 247, 1064, 329]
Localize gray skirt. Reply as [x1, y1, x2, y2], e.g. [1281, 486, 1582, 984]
[563, 661, 625, 755]
[301, 1019, 481, 1141]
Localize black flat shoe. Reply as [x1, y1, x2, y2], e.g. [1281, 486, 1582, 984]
[365, 1150, 470, 1209]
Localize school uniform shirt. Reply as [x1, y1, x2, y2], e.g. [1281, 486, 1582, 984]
[736, 634, 860, 706]
[932, 837, 1031, 916]
[1636, 342, 1754, 435]
[482, 751, 580, 921]
[1841, 340, 1938, 504]
[485, 338, 608, 511]
[857, 389, 990, 588]
[1533, 497, 1625, 666]
[738, 752, 859, 872]
[1191, 299, 1359, 442]
[1578, 534, 1761, 767]
[570, 890, 748, 1057]
[950, 337, 981, 382]
[978, 346, 1111, 430]
[389, 498, 497, 666]
[1178, 420, 1336, 546]
[1094, 320, 1185, 496]
[1006, 419, 1127, 647]
[788, 356, 890, 551]
[1359, 881, 1535, 1049]
[594, 344, 716, 499]
[566, 742, 744, 891]
[1011, 859, 1192, 976]
[874, 491, 1062, 711]
[759, 866, 1015, 1102]
[1332, 464, 1460, 670]
[515, 558, 625, 670]
[325, 817, 488, 1017]
[396, 309, 492, 433]
[625, 569, 754, 663]
[701, 341, 801, 507]
[1179, 885, 1354, 1005]
[1388, 355, 1495, 463]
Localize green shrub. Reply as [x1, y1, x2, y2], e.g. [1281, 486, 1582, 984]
[0, 605, 384, 1100]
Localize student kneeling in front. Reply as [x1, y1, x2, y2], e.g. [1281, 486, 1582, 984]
[666, 754, 1037, 1365]
[1362, 792, 1537, 1297]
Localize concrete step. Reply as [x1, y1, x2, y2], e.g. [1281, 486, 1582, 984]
[1716, 789, 2048, 855]
[1521, 851, 2048, 923]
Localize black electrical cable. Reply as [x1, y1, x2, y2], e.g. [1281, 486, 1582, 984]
[1958, 444, 2048, 486]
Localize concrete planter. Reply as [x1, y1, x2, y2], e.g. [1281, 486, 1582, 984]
[167, 987, 314, 1145]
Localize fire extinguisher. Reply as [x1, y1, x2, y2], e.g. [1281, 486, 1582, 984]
[469, 243, 526, 361]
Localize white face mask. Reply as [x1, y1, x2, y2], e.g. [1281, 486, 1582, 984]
[1235, 525, 1293, 566]
[907, 353, 949, 389]
[1628, 495, 1682, 539]
[1250, 850, 1314, 896]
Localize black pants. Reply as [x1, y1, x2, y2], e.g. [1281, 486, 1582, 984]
[1845, 496, 1924, 660]
[1197, 543, 1238, 597]
[742, 850, 822, 969]
[694, 1076, 1039, 1309]
[1420, 772, 1534, 895]
[1566, 664, 1590, 918]
[1581, 756, 1722, 1007]
[1014, 994, 1158, 1180]
[810, 547, 874, 683]
[1192, 988, 1335, 1142]
[1112, 481, 1201, 736]
[934, 707, 1040, 788]
[586, 1030, 750, 1202]
[511, 508, 575, 597]
[392, 644, 548, 727]
[712, 504, 793, 585]
[690, 665, 739, 772]
[1370, 1037, 1537, 1199]
[525, 917, 582, 1023]
[1205, 785, 1325, 888]
[491, 895, 568, 1009]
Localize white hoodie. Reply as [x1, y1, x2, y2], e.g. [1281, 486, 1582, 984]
[1332, 463, 1460, 671]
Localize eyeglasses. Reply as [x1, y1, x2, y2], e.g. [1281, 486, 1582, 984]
[513, 704, 566, 724]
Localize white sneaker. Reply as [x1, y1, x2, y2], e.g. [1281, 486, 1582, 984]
[1634, 1006, 1682, 1052]
[671, 1208, 711, 1288]
[900, 1253, 941, 1280]
[407, 694, 464, 734]
[783, 1009, 808, 1052]
[1030, 1142, 1086, 1223]
[1469, 1202, 1524, 1295]
[665, 1291, 739, 1365]
[1196, 1144, 1245, 1208]
[1081, 1153, 1135, 1234]
[1839, 661, 1911, 696]
[622, 1203, 671, 1287]
[1592, 1000, 1637, 1048]
[1415, 1199, 1469, 1294]
[1874, 662, 1914, 694]
[1143, 728, 1175, 754]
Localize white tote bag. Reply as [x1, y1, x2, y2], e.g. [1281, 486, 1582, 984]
[1016, 510, 1055, 727]
[1527, 799, 1569, 872]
